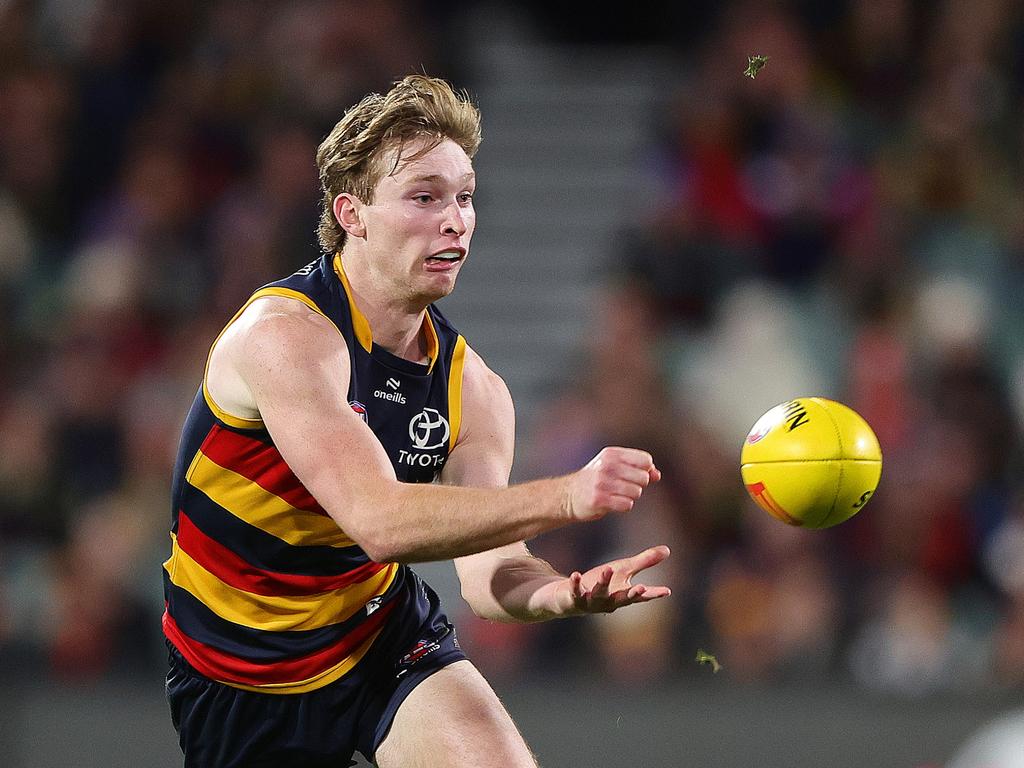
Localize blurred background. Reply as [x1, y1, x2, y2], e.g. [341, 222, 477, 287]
[1, 0, 1023, 766]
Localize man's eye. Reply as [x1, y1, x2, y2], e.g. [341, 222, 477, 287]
[458, 193, 474, 204]
[414, 194, 432, 203]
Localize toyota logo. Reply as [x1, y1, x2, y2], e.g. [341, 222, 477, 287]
[408, 408, 450, 449]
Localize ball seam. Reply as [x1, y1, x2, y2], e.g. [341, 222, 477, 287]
[814, 398, 845, 528]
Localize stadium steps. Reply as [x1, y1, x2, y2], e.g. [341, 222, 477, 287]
[438, 19, 671, 454]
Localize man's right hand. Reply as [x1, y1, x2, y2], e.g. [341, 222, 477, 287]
[565, 447, 662, 522]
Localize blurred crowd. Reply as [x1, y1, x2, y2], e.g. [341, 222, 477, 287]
[495, 0, 1024, 696]
[2, 0, 1024, 702]
[0, 0, 449, 680]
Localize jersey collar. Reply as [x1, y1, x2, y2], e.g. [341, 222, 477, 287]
[333, 254, 439, 372]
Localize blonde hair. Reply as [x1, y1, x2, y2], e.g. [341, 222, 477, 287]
[315, 74, 482, 254]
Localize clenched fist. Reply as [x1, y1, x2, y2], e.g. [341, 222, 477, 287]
[566, 447, 661, 522]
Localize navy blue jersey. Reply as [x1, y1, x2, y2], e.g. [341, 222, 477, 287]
[288, 254, 468, 484]
[163, 253, 467, 693]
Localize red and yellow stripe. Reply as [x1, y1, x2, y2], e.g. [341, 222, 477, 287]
[163, 599, 395, 692]
[165, 532, 396, 632]
[185, 426, 353, 548]
[174, 510, 385, 597]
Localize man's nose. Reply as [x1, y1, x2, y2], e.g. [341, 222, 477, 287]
[441, 201, 468, 236]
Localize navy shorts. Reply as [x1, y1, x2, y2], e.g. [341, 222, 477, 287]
[166, 584, 466, 767]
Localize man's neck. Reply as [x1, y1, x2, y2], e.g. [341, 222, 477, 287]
[339, 255, 430, 363]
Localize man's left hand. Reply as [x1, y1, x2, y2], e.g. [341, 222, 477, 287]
[565, 545, 672, 614]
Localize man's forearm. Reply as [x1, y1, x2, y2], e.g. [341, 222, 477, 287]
[341, 475, 575, 564]
[461, 553, 575, 623]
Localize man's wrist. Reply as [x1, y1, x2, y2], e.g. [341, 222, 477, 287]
[558, 474, 577, 523]
[526, 574, 577, 621]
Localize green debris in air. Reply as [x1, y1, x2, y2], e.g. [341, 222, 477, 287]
[744, 54, 769, 79]
[696, 649, 722, 673]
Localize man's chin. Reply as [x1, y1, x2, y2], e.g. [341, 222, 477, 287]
[420, 272, 460, 302]
[412, 282, 457, 307]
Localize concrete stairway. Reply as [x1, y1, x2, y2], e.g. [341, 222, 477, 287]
[438, 10, 672, 459]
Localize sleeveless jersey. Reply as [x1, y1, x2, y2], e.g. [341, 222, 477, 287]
[162, 253, 467, 693]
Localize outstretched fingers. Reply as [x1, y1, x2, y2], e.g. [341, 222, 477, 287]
[608, 546, 673, 608]
[622, 545, 672, 577]
[565, 544, 673, 614]
[620, 584, 671, 603]
[569, 571, 584, 600]
[574, 566, 613, 604]
[591, 566, 613, 599]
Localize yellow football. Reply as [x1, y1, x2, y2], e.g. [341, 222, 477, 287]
[740, 398, 882, 528]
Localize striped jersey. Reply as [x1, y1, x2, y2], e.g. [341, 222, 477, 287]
[162, 253, 467, 693]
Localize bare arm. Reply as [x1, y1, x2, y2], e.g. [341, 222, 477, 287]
[210, 297, 659, 564]
[444, 348, 564, 621]
[449, 348, 672, 622]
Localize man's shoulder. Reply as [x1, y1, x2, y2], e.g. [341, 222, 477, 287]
[218, 294, 348, 370]
[460, 344, 512, 409]
[237, 291, 331, 330]
[449, 342, 515, 456]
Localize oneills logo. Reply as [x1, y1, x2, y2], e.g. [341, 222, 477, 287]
[375, 377, 406, 404]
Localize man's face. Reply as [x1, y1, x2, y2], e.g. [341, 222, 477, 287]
[359, 137, 476, 305]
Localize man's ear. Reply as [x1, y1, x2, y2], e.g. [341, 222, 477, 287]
[333, 193, 366, 239]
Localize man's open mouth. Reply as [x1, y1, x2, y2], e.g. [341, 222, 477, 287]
[426, 250, 463, 264]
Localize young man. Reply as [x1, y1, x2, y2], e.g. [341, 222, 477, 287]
[163, 74, 671, 767]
